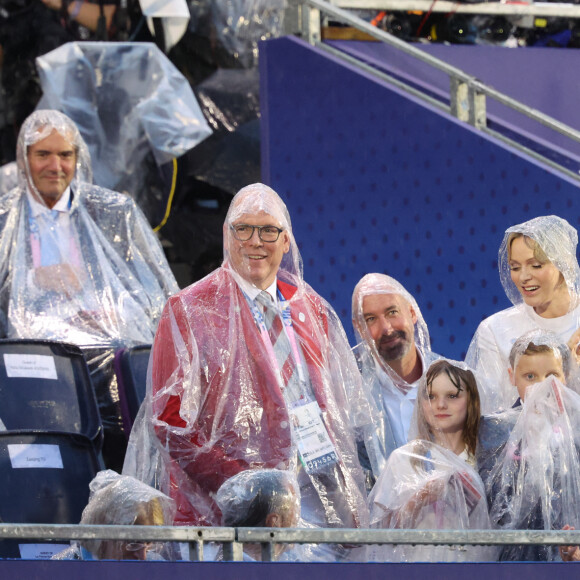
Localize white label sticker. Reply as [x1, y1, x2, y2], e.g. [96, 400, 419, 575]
[8, 444, 64, 469]
[4, 354, 58, 380]
[290, 401, 337, 473]
[19, 543, 70, 560]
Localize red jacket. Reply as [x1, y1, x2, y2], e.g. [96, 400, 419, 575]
[151, 267, 367, 527]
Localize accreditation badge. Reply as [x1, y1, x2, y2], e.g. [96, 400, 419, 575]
[290, 400, 338, 473]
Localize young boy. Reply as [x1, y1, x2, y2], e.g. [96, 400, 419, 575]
[476, 329, 580, 561]
[507, 337, 569, 405]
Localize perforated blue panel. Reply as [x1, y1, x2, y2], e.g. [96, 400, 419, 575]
[260, 36, 580, 359]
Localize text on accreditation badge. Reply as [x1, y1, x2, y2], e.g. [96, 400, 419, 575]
[290, 401, 338, 473]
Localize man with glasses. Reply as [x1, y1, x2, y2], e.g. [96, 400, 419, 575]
[127, 183, 369, 558]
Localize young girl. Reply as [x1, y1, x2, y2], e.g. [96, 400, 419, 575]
[368, 359, 495, 562]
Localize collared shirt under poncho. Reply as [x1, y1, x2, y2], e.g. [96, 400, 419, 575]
[1, 109, 179, 346]
[466, 215, 580, 411]
[124, 184, 370, 535]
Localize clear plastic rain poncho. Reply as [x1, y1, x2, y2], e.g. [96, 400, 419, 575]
[479, 329, 580, 561]
[351, 273, 439, 479]
[53, 470, 176, 561]
[216, 468, 300, 527]
[4, 109, 178, 345]
[0, 162, 18, 196]
[35, 42, 212, 223]
[368, 359, 496, 563]
[2, 110, 179, 469]
[215, 468, 301, 561]
[208, 0, 286, 69]
[466, 215, 580, 411]
[124, 183, 370, 542]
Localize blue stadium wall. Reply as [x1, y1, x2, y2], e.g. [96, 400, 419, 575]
[259, 36, 580, 360]
[5, 559, 580, 577]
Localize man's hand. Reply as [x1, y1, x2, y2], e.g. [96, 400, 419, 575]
[560, 525, 580, 562]
[34, 264, 84, 297]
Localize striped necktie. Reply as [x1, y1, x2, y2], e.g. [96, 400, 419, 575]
[255, 291, 301, 402]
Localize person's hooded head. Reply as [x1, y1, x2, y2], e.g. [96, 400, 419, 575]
[216, 468, 300, 529]
[16, 109, 92, 209]
[499, 215, 580, 318]
[508, 329, 572, 402]
[352, 273, 430, 378]
[80, 470, 175, 561]
[223, 183, 302, 290]
[412, 358, 481, 458]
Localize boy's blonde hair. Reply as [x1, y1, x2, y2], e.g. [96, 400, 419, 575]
[509, 331, 570, 379]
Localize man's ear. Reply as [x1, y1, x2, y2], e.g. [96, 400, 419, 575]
[409, 305, 418, 325]
[508, 367, 515, 386]
[282, 231, 290, 255]
[265, 513, 281, 528]
[222, 224, 230, 251]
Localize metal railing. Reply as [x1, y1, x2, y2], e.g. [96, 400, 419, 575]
[285, 0, 580, 180]
[2, 524, 580, 562]
[331, 0, 580, 18]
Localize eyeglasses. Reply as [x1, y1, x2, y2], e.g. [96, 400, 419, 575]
[230, 224, 284, 243]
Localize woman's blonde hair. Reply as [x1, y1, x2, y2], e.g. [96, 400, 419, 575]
[507, 233, 549, 263]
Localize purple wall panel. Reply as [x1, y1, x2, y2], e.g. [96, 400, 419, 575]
[328, 41, 580, 168]
[3, 559, 580, 578]
[260, 36, 580, 359]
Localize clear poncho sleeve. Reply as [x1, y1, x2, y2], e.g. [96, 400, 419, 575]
[368, 440, 497, 562]
[465, 320, 514, 413]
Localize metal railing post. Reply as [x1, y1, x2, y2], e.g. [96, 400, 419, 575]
[302, 2, 322, 44]
[450, 77, 486, 129]
[469, 86, 487, 129]
[188, 540, 204, 561]
[450, 77, 468, 123]
[284, 0, 304, 37]
[261, 541, 274, 562]
[222, 541, 244, 561]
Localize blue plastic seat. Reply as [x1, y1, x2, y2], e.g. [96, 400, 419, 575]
[113, 345, 151, 437]
[0, 339, 102, 450]
[0, 430, 100, 558]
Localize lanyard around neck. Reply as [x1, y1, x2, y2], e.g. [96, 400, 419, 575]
[247, 289, 307, 387]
